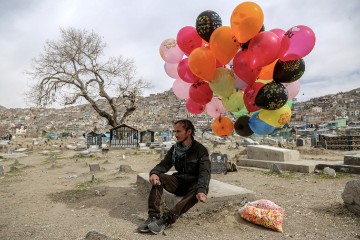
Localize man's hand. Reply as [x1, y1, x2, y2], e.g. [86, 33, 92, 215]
[149, 174, 161, 186]
[196, 193, 207, 203]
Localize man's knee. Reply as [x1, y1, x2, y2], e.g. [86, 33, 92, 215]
[158, 173, 167, 179]
[158, 173, 168, 182]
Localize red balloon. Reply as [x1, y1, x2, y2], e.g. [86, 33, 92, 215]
[270, 28, 285, 42]
[177, 26, 203, 56]
[233, 50, 260, 85]
[243, 81, 267, 112]
[186, 98, 205, 114]
[177, 58, 200, 83]
[189, 81, 213, 105]
[248, 31, 281, 68]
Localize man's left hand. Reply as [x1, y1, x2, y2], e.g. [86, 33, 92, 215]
[196, 193, 207, 203]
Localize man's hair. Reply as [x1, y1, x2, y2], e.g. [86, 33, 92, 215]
[174, 119, 195, 139]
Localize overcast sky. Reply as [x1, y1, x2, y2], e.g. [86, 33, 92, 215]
[0, 0, 359, 108]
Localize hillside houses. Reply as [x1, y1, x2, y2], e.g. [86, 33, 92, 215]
[291, 88, 360, 126]
[0, 88, 359, 138]
[10, 123, 27, 136]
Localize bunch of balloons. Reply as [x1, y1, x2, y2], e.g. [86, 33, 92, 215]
[159, 1, 316, 138]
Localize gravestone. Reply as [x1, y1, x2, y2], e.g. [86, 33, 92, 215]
[0, 165, 4, 176]
[247, 145, 299, 162]
[296, 138, 304, 146]
[270, 163, 282, 174]
[210, 153, 228, 174]
[89, 163, 100, 172]
[341, 178, 360, 214]
[119, 164, 134, 173]
[344, 155, 360, 166]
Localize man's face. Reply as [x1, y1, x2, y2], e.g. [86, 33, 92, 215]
[174, 123, 192, 144]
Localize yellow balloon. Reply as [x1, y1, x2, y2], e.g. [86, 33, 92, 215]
[230, 2, 264, 43]
[210, 26, 240, 65]
[255, 79, 272, 85]
[258, 105, 292, 127]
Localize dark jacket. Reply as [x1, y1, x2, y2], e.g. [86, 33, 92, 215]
[150, 140, 211, 194]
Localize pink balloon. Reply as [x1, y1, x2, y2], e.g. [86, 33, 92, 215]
[205, 97, 226, 118]
[172, 79, 191, 99]
[186, 98, 205, 114]
[189, 81, 213, 105]
[278, 25, 316, 61]
[233, 50, 260, 85]
[282, 80, 300, 100]
[177, 58, 200, 83]
[164, 62, 180, 79]
[270, 28, 285, 42]
[248, 31, 281, 68]
[159, 38, 184, 63]
[177, 26, 203, 56]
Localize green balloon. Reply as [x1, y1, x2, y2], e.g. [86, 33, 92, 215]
[222, 90, 244, 112]
[286, 100, 293, 107]
[232, 106, 248, 116]
[209, 68, 235, 98]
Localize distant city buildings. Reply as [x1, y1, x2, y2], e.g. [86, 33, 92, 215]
[0, 88, 359, 138]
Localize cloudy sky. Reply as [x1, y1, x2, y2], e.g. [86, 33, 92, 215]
[0, 0, 359, 108]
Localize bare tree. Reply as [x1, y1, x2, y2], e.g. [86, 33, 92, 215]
[26, 27, 152, 127]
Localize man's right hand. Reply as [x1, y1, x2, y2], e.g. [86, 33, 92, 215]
[149, 174, 160, 186]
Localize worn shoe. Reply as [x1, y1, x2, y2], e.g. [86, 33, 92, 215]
[137, 217, 158, 233]
[148, 216, 171, 235]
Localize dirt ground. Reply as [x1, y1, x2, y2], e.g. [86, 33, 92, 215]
[0, 137, 359, 240]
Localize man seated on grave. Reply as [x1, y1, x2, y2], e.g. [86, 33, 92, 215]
[137, 119, 211, 235]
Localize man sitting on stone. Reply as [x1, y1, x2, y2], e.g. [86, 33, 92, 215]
[137, 119, 211, 235]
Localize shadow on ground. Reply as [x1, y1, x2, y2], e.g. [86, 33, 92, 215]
[49, 185, 147, 224]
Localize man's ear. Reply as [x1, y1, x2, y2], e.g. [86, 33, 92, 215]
[187, 129, 192, 136]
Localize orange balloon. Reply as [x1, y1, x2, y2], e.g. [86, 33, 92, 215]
[210, 26, 240, 65]
[230, 2, 264, 43]
[188, 47, 217, 81]
[211, 116, 234, 137]
[258, 59, 278, 80]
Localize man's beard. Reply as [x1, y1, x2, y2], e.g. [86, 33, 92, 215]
[177, 136, 189, 146]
